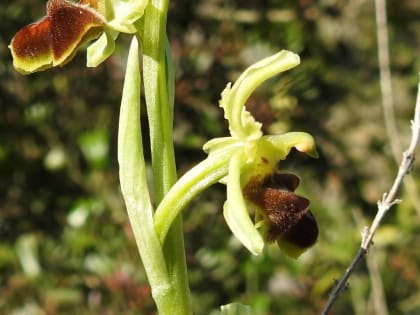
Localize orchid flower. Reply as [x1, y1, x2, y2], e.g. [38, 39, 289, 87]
[154, 50, 318, 257]
[9, 0, 148, 74]
[203, 51, 318, 256]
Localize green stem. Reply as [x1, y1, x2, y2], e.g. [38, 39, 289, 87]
[154, 148, 236, 243]
[142, 1, 192, 314]
[142, 0, 173, 198]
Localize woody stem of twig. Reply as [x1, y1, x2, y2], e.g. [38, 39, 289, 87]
[362, 80, 420, 250]
[320, 248, 366, 315]
[320, 80, 420, 315]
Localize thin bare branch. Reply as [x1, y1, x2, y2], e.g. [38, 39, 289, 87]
[362, 80, 420, 250]
[375, 0, 420, 214]
[321, 248, 366, 315]
[320, 1, 420, 312]
[320, 80, 420, 314]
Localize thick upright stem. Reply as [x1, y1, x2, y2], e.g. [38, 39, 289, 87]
[142, 0, 192, 314]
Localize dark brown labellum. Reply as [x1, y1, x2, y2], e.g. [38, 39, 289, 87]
[263, 172, 300, 192]
[10, 0, 104, 73]
[279, 210, 318, 248]
[243, 173, 318, 252]
[48, 0, 104, 62]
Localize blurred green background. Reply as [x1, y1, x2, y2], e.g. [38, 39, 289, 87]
[1, 0, 419, 314]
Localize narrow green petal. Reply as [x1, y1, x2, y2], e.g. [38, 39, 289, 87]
[224, 152, 264, 255]
[87, 31, 117, 67]
[104, 0, 148, 33]
[221, 50, 300, 140]
[203, 137, 241, 155]
[263, 132, 318, 160]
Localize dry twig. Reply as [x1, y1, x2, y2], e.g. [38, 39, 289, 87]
[320, 80, 420, 315]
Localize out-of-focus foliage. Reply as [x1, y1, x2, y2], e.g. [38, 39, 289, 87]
[1, 0, 419, 314]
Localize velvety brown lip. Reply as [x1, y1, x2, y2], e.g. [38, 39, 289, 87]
[47, 0, 104, 62]
[244, 173, 318, 249]
[10, 0, 104, 73]
[11, 17, 53, 59]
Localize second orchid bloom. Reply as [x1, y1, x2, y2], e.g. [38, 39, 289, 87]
[9, 0, 148, 74]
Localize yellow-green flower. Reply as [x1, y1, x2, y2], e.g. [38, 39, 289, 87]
[203, 51, 318, 256]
